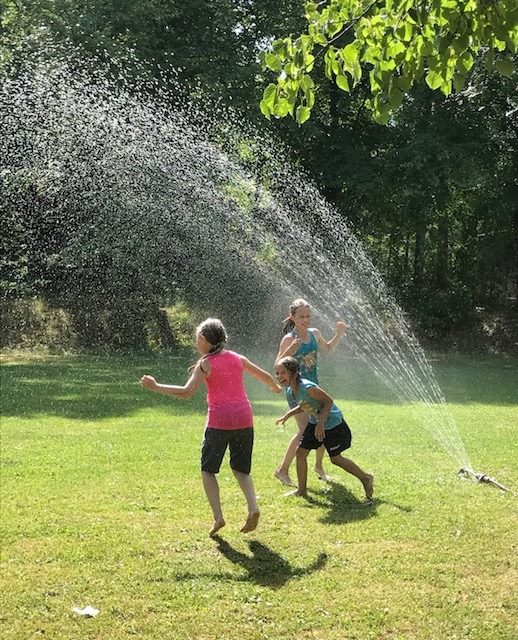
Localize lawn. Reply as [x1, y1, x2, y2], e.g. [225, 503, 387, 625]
[1, 351, 517, 639]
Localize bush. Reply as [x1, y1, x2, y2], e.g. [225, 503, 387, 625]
[0, 298, 77, 353]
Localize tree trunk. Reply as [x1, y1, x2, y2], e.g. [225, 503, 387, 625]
[435, 211, 449, 290]
[413, 219, 426, 291]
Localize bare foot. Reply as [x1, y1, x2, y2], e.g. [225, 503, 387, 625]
[209, 519, 226, 537]
[274, 469, 295, 486]
[284, 489, 306, 498]
[362, 474, 374, 501]
[315, 467, 331, 482]
[240, 511, 260, 533]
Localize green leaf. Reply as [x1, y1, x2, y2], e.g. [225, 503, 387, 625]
[425, 70, 443, 90]
[263, 83, 277, 108]
[458, 52, 474, 72]
[452, 34, 469, 55]
[342, 43, 358, 66]
[301, 74, 314, 91]
[397, 75, 412, 91]
[314, 33, 328, 46]
[296, 105, 311, 124]
[336, 73, 350, 92]
[272, 40, 287, 57]
[452, 73, 465, 92]
[274, 100, 291, 117]
[265, 52, 283, 72]
[389, 87, 404, 109]
[387, 40, 406, 60]
[373, 110, 390, 125]
[495, 58, 514, 77]
[259, 99, 271, 119]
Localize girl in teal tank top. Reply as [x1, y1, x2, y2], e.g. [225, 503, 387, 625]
[275, 356, 374, 503]
[274, 298, 347, 487]
[287, 328, 319, 382]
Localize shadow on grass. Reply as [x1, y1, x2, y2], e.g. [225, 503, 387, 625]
[305, 481, 413, 524]
[171, 539, 327, 588]
[302, 481, 378, 525]
[213, 537, 328, 588]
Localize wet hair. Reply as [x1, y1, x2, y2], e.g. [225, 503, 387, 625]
[275, 356, 301, 382]
[196, 318, 227, 354]
[282, 298, 310, 334]
[191, 318, 227, 372]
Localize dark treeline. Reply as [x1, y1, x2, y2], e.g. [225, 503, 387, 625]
[1, 1, 517, 352]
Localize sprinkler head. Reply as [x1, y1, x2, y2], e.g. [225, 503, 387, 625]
[457, 468, 511, 492]
[457, 467, 475, 480]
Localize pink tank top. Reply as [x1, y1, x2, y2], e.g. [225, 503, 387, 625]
[203, 350, 253, 430]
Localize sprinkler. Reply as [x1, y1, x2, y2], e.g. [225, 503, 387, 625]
[458, 467, 511, 492]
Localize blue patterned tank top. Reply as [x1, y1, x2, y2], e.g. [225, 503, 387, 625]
[286, 379, 343, 430]
[289, 329, 318, 383]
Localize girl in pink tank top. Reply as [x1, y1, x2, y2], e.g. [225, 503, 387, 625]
[140, 318, 282, 537]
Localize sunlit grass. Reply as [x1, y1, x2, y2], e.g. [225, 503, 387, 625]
[1, 352, 517, 639]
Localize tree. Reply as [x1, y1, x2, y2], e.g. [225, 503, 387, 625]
[259, 0, 518, 124]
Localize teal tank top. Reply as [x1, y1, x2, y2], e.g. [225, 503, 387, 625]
[290, 329, 318, 383]
[287, 378, 343, 430]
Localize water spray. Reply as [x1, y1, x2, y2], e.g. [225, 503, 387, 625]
[458, 468, 511, 493]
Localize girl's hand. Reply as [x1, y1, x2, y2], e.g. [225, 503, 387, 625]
[276, 416, 288, 426]
[271, 383, 283, 394]
[140, 375, 157, 391]
[336, 321, 347, 336]
[289, 337, 302, 350]
[315, 423, 325, 442]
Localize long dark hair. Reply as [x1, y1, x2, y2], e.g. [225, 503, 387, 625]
[282, 298, 310, 334]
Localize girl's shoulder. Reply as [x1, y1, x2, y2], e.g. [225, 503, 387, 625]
[213, 349, 244, 364]
[308, 328, 319, 343]
[299, 377, 317, 390]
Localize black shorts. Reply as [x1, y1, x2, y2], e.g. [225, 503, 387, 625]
[200, 427, 254, 474]
[299, 420, 352, 457]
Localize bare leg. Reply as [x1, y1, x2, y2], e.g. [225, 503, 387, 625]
[286, 447, 310, 497]
[329, 455, 374, 501]
[314, 444, 330, 481]
[232, 469, 260, 533]
[275, 413, 308, 485]
[202, 471, 225, 536]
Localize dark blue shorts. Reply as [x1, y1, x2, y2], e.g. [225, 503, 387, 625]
[200, 427, 254, 474]
[299, 420, 352, 457]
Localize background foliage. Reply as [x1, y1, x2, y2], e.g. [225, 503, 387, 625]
[0, 0, 516, 351]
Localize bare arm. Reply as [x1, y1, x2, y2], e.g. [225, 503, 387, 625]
[241, 356, 283, 393]
[275, 334, 302, 361]
[314, 321, 347, 354]
[140, 364, 205, 399]
[307, 385, 334, 442]
[276, 405, 304, 426]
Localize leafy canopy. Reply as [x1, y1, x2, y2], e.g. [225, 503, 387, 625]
[259, 0, 518, 124]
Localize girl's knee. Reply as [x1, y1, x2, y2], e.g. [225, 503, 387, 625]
[296, 447, 310, 459]
[329, 455, 342, 465]
[232, 468, 249, 477]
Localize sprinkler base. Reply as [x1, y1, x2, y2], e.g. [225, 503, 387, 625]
[458, 467, 511, 492]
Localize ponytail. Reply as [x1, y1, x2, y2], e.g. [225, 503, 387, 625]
[282, 316, 295, 334]
[189, 318, 227, 373]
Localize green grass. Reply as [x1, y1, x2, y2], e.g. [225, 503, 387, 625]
[1, 352, 517, 640]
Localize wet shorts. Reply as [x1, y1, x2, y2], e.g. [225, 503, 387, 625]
[299, 420, 352, 457]
[201, 427, 254, 474]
